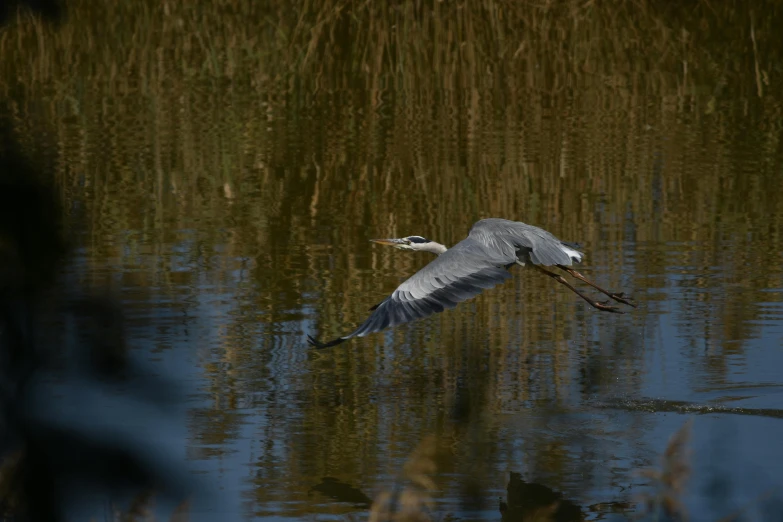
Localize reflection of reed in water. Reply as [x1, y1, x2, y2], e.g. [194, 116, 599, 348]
[310, 477, 372, 508]
[500, 472, 583, 522]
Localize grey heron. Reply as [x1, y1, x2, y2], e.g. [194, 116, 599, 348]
[307, 218, 635, 348]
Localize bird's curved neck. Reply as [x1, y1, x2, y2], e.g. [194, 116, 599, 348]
[428, 242, 448, 255]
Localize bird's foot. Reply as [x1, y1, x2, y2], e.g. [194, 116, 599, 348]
[307, 335, 327, 348]
[594, 300, 624, 314]
[607, 291, 637, 308]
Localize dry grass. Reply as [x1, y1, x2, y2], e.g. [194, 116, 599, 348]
[1, 0, 780, 99]
[636, 420, 692, 521]
[368, 436, 441, 522]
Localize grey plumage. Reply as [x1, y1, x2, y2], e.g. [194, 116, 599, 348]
[307, 218, 633, 349]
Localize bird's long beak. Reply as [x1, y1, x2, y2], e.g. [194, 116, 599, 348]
[370, 238, 407, 247]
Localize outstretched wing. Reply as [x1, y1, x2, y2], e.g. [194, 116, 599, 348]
[468, 218, 583, 266]
[307, 237, 515, 348]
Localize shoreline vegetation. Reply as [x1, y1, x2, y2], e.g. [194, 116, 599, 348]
[2, 0, 780, 294]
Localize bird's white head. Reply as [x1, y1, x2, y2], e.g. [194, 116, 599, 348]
[370, 236, 448, 255]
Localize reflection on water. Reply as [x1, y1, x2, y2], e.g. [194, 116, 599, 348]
[3, 1, 783, 520]
[501, 472, 589, 522]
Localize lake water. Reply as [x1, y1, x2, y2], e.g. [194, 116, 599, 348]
[4, 4, 783, 521]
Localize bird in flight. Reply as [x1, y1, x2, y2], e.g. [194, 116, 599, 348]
[307, 218, 635, 348]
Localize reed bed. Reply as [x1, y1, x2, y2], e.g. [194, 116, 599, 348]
[1, 1, 781, 97]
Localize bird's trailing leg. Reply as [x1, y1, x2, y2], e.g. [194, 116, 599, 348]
[533, 265, 624, 314]
[555, 265, 636, 308]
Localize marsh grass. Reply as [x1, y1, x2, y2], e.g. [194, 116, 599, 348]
[1, 1, 781, 98]
[4, 0, 782, 260]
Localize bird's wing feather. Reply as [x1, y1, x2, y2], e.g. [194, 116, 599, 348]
[469, 218, 583, 265]
[307, 237, 514, 348]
